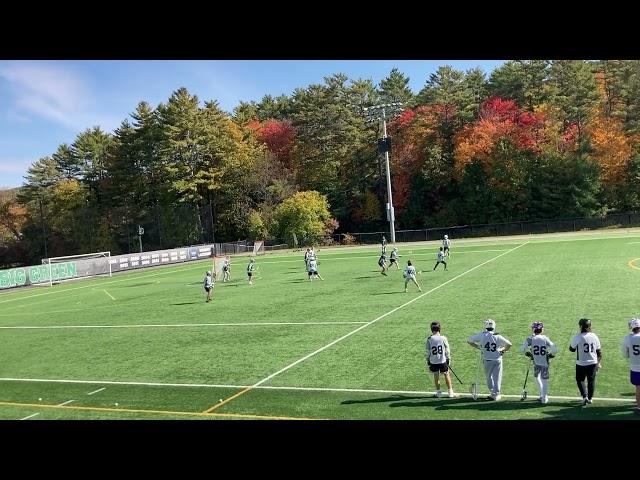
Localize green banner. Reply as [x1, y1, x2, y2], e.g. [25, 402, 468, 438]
[0, 262, 77, 289]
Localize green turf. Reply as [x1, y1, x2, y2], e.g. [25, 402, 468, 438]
[1, 229, 640, 420]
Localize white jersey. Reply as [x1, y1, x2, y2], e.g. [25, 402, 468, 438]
[308, 259, 318, 272]
[621, 333, 640, 373]
[247, 262, 255, 273]
[437, 251, 446, 262]
[469, 331, 512, 361]
[570, 332, 601, 366]
[391, 249, 398, 260]
[222, 260, 230, 271]
[519, 334, 558, 367]
[443, 238, 451, 248]
[204, 275, 213, 288]
[404, 265, 416, 278]
[426, 334, 450, 365]
[308, 251, 316, 262]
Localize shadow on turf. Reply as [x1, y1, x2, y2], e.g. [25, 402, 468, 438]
[385, 397, 640, 419]
[171, 302, 199, 305]
[370, 292, 404, 295]
[341, 394, 428, 405]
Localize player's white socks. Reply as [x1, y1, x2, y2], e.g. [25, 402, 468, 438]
[535, 374, 543, 394]
[541, 378, 548, 399]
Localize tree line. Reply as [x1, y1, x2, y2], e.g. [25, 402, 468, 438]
[1, 60, 639, 268]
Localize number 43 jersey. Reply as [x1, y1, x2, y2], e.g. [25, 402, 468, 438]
[570, 332, 601, 366]
[468, 331, 512, 361]
[520, 334, 558, 367]
[426, 334, 450, 365]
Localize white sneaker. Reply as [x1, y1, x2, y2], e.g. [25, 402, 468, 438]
[541, 396, 549, 404]
[586, 398, 593, 404]
[447, 390, 458, 398]
[435, 390, 442, 398]
[493, 394, 502, 401]
[581, 397, 588, 406]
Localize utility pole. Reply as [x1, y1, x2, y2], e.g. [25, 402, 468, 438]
[39, 196, 48, 258]
[138, 225, 144, 253]
[363, 102, 404, 244]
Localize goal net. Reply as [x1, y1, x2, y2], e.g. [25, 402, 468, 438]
[252, 240, 265, 256]
[212, 255, 228, 281]
[40, 251, 111, 286]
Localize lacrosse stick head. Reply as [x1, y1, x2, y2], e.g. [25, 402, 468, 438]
[520, 389, 527, 401]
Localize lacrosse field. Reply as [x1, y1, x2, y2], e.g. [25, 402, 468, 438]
[1, 229, 640, 420]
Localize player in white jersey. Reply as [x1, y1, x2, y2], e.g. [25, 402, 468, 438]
[389, 247, 400, 269]
[403, 260, 422, 293]
[304, 248, 311, 267]
[467, 319, 512, 400]
[222, 257, 231, 282]
[307, 258, 324, 281]
[621, 318, 640, 415]
[426, 322, 457, 398]
[442, 235, 451, 257]
[203, 271, 214, 302]
[519, 322, 558, 404]
[569, 318, 602, 406]
[247, 258, 256, 285]
[433, 247, 448, 271]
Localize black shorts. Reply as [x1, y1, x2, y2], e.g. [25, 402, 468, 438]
[247, 272, 253, 277]
[390, 258, 397, 264]
[444, 246, 449, 252]
[204, 286, 212, 292]
[576, 364, 597, 382]
[428, 362, 449, 373]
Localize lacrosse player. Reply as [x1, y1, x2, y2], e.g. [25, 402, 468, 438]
[203, 270, 214, 302]
[222, 257, 231, 282]
[433, 247, 448, 271]
[621, 318, 640, 415]
[443, 235, 451, 257]
[307, 258, 324, 281]
[389, 247, 400, 269]
[247, 258, 256, 285]
[379, 252, 388, 276]
[519, 322, 558, 404]
[426, 321, 457, 398]
[467, 319, 512, 400]
[569, 318, 602, 406]
[403, 260, 422, 293]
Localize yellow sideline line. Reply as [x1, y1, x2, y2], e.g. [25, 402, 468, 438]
[0, 401, 318, 420]
[204, 386, 253, 413]
[628, 258, 640, 271]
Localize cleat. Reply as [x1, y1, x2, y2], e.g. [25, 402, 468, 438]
[435, 390, 442, 398]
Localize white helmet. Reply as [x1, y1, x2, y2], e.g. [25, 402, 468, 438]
[629, 318, 640, 329]
[444, 235, 448, 239]
[206, 271, 212, 276]
[484, 319, 496, 330]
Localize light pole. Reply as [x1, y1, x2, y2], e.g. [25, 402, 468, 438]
[363, 102, 404, 244]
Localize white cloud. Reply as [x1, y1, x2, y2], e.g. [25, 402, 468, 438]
[0, 62, 120, 132]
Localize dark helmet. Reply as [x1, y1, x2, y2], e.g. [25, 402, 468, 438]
[578, 318, 591, 330]
[430, 321, 441, 332]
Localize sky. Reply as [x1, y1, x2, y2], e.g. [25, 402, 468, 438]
[0, 60, 505, 188]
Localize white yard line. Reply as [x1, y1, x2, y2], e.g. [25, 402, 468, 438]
[86, 387, 106, 396]
[0, 377, 634, 403]
[247, 242, 530, 391]
[0, 321, 368, 330]
[103, 290, 116, 301]
[58, 399, 75, 406]
[20, 413, 41, 420]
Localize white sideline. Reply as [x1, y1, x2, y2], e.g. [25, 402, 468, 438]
[0, 321, 368, 330]
[0, 377, 634, 403]
[246, 242, 530, 390]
